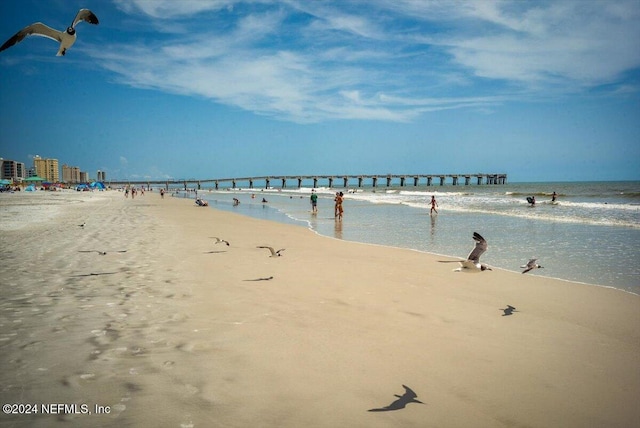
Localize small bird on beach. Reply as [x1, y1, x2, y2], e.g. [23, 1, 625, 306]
[501, 305, 517, 316]
[210, 237, 230, 246]
[257, 246, 285, 257]
[0, 9, 99, 56]
[368, 385, 424, 412]
[521, 258, 543, 274]
[78, 222, 86, 228]
[439, 232, 492, 272]
[78, 250, 127, 255]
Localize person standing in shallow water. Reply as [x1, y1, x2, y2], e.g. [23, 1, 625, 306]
[335, 192, 344, 220]
[310, 189, 318, 214]
[430, 195, 438, 215]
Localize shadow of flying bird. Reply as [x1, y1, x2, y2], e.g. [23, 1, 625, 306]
[368, 385, 424, 412]
[71, 272, 118, 277]
[243, 276, 274, 282]
[501, 305, 517, 316]
[78, 250, 127, 255]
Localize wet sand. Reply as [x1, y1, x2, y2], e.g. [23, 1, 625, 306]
[0, 190, 638, 427]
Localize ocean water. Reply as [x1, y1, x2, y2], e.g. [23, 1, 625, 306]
[183, 181, 640, 294]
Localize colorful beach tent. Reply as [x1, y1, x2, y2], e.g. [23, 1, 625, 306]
[25, 185, 36, 191]
[0, 179, 11, 185]
[89, 181, 106, 190]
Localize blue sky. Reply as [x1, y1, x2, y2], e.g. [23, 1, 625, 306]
[0, 0, 639, 183]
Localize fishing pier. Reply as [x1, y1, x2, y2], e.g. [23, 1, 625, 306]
[109, 173, 507, 190]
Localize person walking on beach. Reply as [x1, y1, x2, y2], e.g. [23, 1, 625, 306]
[310, 189, 318, 214]
[430, 195, 438, 215]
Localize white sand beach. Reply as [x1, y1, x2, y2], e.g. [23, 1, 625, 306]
[0, 190, 638, 428]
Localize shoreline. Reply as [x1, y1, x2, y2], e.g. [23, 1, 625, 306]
[190, 188, 640, 293]
[1, 190, 638, 427]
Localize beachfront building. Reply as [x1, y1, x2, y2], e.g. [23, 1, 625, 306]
[1, 158, 26, 182]
[33, 155, 60, 183]
[80, 171, 88, 183]
[62, 164, 82, 184]
[97, 170, 106, 182]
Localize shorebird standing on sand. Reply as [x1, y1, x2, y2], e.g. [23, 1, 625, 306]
[439, 232, 492, 272]
[257, 246, 285, 257]
[521, 258, 543, 274]
[0, 9, 99, 56]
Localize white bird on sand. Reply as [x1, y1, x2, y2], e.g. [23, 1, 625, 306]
[257, 246, 285, 257]
[521, 258, 543, 274]
[439, 232, 492, 272]
[0, 9, 99, 56]
[210, 237, 230, 246]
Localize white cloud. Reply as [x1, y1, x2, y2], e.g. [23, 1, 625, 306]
[112, 0, 242, 18]
[95, 0, 640, 123]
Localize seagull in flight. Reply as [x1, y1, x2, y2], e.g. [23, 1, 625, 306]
[0, 9, 99, 56]
[210, 237, 230, 246]
[257, 246, 285, 257]
[78, 250, 127, 256]
[521, 258, 543, 274]
[439, 232, 492, 272]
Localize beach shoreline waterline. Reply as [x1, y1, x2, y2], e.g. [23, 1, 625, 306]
[193, 181, 640, 293]
[1, 190, 639, 427]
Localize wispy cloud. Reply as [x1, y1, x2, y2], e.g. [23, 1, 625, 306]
[94, 0, 640, 123]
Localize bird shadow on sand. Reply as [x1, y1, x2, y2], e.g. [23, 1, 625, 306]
[70, 272, 119, 277]
[501, 305, 518, 316]
[243, 276, 274, 282]
[204, 250, 227, 254]
[368, 385, 424, 412]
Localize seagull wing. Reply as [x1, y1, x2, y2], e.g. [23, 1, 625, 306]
[521, 258, 537, 273]
[257, 246, 276, 255]
[72, 9, 99, 27]
[0, 23, 63, 52]
[467, 232, 488, 262]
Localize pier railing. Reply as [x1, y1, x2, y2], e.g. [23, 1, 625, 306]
[107, 173, 507, 190]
